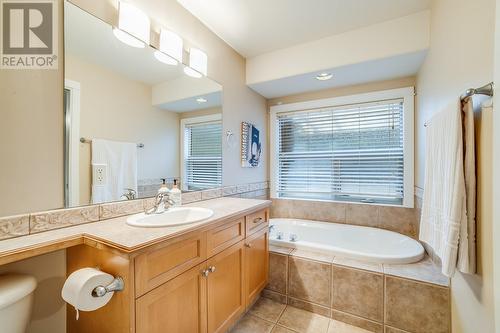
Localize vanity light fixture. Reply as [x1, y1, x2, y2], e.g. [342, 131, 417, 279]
[196, 97, 207, 103]
[113, 1, 150, 48]
[315, 72, 333, 81]
[154, 28, 183, 65]
[184, 48, 208, 78]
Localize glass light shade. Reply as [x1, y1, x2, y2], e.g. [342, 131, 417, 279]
[115, 1, 150, 47]
[158, 28, 183, 63]
[183, 66, 202, 78]
[154, 50, 177, 65]
[184, 47, 207, 78]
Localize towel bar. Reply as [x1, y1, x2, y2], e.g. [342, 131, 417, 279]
[80, 137, 144, 148]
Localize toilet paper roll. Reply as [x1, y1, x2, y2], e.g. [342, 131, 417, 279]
[61, 268, 115, 312]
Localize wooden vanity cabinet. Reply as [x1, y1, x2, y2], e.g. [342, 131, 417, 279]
[67, 208, 269, 333]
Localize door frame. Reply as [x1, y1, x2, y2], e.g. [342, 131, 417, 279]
[64, 79, 81, 207]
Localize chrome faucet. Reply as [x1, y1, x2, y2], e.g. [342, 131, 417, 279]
[121, 188, 137, 200]
[145, 192, 175, 215]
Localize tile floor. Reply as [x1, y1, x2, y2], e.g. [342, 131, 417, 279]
[231, 297, 373, 333]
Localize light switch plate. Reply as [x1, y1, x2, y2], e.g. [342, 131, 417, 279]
[92, 164, 107, 186]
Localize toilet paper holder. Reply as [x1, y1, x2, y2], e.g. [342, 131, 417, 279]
[91, 276, 124, 298]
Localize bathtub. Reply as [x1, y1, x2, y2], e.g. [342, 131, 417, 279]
[269, 218, 424, 264]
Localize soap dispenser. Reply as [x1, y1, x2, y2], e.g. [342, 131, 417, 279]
[157, 179, 169, 212]
[170, 179, 182, 207]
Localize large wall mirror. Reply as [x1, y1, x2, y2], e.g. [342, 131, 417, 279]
[64, 2, 223, 208]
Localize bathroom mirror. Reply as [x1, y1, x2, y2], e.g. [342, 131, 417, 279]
[64, 2, 223, 207]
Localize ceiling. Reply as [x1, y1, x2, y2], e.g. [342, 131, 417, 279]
[158, 91, 222, 112]
[177, 0, 431, 58]
[250, 51, 426, 99]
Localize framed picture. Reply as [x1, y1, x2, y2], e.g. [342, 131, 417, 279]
[241, 122, 262, 167]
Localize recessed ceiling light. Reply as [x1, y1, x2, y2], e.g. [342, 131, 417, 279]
[196, 97, 207, 103]
[315, 73, 333, 81]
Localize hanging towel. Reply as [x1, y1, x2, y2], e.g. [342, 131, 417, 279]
[457, 97, 476, 274]
[419, 101, 467, 277]
[91, 139, 137, 204]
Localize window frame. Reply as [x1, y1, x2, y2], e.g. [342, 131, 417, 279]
[269, 87, 414, 208]
[180, 113, 223, 191]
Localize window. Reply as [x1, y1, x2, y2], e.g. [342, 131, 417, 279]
[181, 114, 222, 191]
[270, 87, 414, 207]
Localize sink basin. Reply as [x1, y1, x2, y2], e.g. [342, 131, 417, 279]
[126, 207, 214, 227]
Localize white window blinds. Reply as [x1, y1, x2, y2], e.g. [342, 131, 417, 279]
[276, 99, 405, 205]
[184, 120, 222, 191]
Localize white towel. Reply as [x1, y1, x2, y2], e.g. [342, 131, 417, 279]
[91, 139, 137, 204]
[419, 101, 467, 277]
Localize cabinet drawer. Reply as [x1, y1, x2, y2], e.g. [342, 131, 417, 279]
[245, 209, 268, 236]
[135, 232, 207, 297]
[207, 218, 245, 257]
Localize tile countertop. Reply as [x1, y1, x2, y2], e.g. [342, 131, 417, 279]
[0, 197, 271, 265]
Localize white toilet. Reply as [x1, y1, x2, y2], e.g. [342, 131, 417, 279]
[0, 274, 37, 333]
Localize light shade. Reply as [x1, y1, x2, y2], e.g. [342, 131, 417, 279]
[114, 1, 150, 48]
[158, 28, 183, 64]
[184, 48, 207, 78]
[154, 51, 177, 65]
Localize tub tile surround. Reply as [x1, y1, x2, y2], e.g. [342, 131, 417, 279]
[332, 265, 384, 322]
[264, 247, 450, 333]
[385, 276, 450, 333]
[0, 181, 269, 240]
[271, 198, 420, 239]
[288, 256, 332, 306]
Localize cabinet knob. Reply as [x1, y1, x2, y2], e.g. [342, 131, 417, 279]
[253, 217, 263, 224]
[245, 243, 252, 248]
[208, 266, 216, 273]
[201, 269, 209, 277]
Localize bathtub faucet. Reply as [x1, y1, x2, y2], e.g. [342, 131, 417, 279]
[269, 225, 275, 233]
[289, 234, 298, 242]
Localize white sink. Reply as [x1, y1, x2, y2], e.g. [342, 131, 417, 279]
[126, 207, 214, 227]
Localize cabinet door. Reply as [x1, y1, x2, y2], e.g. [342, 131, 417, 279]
[136, 264, 207, 333]
[206, 241, 245, 333]
[245, 227, 269, 306]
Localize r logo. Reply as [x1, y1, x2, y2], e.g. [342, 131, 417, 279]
[1, 0, 57, 69]
[2, 2, 52, 54]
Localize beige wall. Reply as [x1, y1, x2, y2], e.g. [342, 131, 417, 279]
[69, 0, 268, 188]
[416, 0, 496, 332]
[65, 54, 180, 205]
[0, 0, 64, 217]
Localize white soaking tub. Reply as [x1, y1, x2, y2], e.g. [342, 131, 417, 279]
[269, 218, 424, 264]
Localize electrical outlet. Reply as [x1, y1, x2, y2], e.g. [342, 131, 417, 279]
[93, 164, 107, 186]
